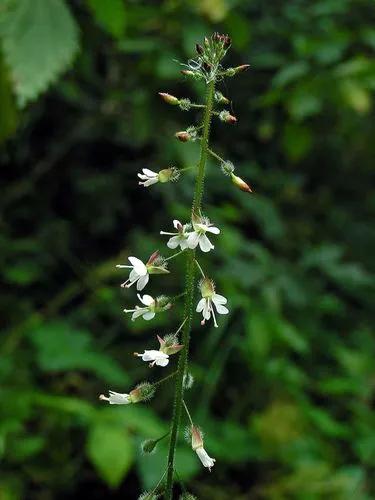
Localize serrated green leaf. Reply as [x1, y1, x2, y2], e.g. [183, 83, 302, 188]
[0, 0, 79, 106]
[87, 422, 133, 488]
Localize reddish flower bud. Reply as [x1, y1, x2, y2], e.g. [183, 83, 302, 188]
[181, 69, 195, 77]
[219, 110, 237, 124]
[235, 64, 250, 72]
[158, 92, 179, 105]
[231, 173, 253, 193]
[196, 43, 204, 55]
[175, 131, 190, 142]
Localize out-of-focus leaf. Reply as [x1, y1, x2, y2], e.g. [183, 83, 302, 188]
[86, 422, 133, 488]
[0, 0, 79, 106]
[28, 322, 128, 384]
[0, 51, 17, 142]
[272, 61, 309, 88]
[86, 0, 126, 38]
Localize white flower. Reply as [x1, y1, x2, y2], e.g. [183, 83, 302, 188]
[138, 168, 159, 187]
[195, 446, 216, 471]
[187, 216, 220, 253]
[191, 425, 216, 472]
[138, 167, 179, 187]
[116, 256, 149, 290]
[116, 251, 169, 291]
[99, 391, 131, 405]
[136, 349, 169, 367]
[124, 294, 156, 321]
[196, 278, 229, 328]
[160, 219, 191, 250]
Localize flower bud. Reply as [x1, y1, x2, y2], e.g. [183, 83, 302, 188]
[175, 131, 190, 142]
[219, 110, 237, 124]
[146, 251, 169, 275]
[214, 91, 230, 105]
[158, 92, 179, 105]
[225, 64, 250, 77]
[230, 173, 253, 193]
[129, 382, 155, 403]
[196, 43, 204, 55]
[181, 69, 195, 77]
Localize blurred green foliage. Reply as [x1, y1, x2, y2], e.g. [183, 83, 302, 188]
[1, 0, 375, 498]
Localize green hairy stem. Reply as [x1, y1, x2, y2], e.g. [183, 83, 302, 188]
[165, 79, 215, 499]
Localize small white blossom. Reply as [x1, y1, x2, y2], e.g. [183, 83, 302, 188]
[99, 391, 131, 405]
[117, 251, 169, 291]
[191, 425, 216, 472]
[196, 278, 229, 327]
[116, 256, 149, 290]
[187, 215, 220, 253]
[160, 219, 191, 250]
[124, 294, 156, 321]
[137, 168, 159, 187]
[136, 349, 169, 367]
[195, 446, 216, 471]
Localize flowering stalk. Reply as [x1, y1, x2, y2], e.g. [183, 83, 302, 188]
[98, 33, 250, 498]
[165, 79, 216, 499]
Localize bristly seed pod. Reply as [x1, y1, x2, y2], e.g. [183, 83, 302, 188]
[141, 439, 158, 454]
[231, 173, 253, 193]
[130, 382, 155, 403]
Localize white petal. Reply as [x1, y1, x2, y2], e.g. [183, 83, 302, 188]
[131, 309, 145, 320]
[136, 273, 149, 291]
[107, 391, 131, 404]
[167, 236, 180, 249]
[142, 168, 158, 177]
[141, 350, 160, 361]
[196, 447, 216, 469]
[187, 231, 199, 249]
[214, 303, 229, 315]
[128, 257, 147, 275]
[206, 225, 220, 234]
[137, 173, 148, 180]
[179, 238, 189, 250]
[144, 177, 159, 187]
[212, 294, 227, 305]
[173, 219, 181, 229]
[138, 294, 154, 306]
[129, 269, 139, 281]
[198, 234, 214, 253]
[196, 298, 206, 312]
[155, 356, 169, 367]
[143, 311, 156, 320]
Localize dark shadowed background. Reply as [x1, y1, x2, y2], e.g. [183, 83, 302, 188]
[1, 0, 375, 499]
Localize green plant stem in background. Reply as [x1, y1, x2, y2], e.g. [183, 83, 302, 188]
[165, 80, 215, 499]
